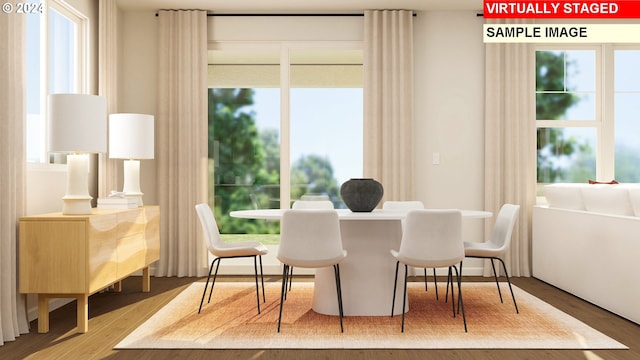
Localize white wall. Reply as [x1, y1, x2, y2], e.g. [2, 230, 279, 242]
[413, 11, 487, 272]
[413, 11, 486, 246]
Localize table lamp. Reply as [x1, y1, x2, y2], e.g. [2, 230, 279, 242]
[48, 94, 107, 215]
[108, 113, 155, 206]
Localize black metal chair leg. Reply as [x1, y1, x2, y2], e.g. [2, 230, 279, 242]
[401, 264, 408, 332]
[454, 265, 467, 332]
[333, 264, 344, 332]
[391, 261, 400, 316]
[433, 268, 439, 300]
[277, 264, 289, 332]
[489, 258, 504, 303]
[198, 259, 217, 313]
[445, 266, 453, 303]
[457, 261, 463, 314]
[496, 257, 519, 313]
[283, 265, 291, 300]
[288, 266, 293, 291]
[253, 256, 261, 314]
[259, 255, 266, 302]
[449, 267, 456, 317]
[207, 258, 222, 303]
[424, 268, 428, 291]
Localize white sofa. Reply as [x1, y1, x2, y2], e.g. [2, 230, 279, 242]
[533, 183, 640, 325]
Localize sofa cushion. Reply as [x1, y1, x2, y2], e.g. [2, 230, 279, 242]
[581, 184, 634, 216]
[618, 184, 640, 217]
[544, 184, 586, 210]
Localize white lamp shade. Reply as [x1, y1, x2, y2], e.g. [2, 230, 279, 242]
[108, 113, 155, 159]
[48, 94, 107, 153]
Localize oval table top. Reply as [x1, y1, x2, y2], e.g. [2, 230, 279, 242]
[230, 208, 492, 221]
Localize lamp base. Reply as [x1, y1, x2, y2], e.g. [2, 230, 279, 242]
[122, 160, 144, 207]
[62, 196, 93, 215]
[62, 154, 93, 215]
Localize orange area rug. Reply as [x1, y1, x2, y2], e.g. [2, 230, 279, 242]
[115, 281, 627, 349]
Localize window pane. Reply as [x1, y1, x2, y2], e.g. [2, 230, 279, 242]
[289, 49, 363, 208]
[615, 93, 640, 181]
[536, 50, 565, 91]
[290, 88, 363, 208]
[49, 8, 77, 93]
[614, 49, 640, 182]
[26, 10, 43, 162]
[615, 50, 640, 92]
[536, 93, 596, 121]
[537, 128, 596, 183]
[566, 50, 595, 92]
[209, 88, 281, 238]
[536, 50, 596, 121]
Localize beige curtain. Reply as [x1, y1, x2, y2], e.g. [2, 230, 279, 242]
[98, 0, 119, 197]
[484, 20, 536, 277]
[0, 12, 29, 344]
[363, 10, 414, 202]
[155, 10, 209, 277]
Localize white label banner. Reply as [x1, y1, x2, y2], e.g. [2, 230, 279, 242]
[484, 24, 640, 43]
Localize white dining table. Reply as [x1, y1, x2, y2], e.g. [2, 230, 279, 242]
[230, 208, 491, 316]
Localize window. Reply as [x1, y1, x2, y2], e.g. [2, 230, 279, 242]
[208, 43, 363, 243]
[536, 48, 598, 184]
[26, 0, 87, 164]
[535, 45, 640, 187]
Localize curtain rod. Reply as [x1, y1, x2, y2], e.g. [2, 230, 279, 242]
[207, 13, 417, 17]
[209, 13, 365, 17]
[156, 11, 417, 17]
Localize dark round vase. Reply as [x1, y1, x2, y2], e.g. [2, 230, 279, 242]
[340, 178, 384, 212]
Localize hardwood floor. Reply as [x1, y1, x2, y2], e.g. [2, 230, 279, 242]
[1, 276, 638, 360]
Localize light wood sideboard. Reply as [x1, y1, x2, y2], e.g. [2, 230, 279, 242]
[19, 206, 160, 333]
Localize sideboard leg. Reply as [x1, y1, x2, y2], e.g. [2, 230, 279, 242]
[77, 295, 88, 333]
[37, 295, 50, 333]
[142, 267, 151, 292]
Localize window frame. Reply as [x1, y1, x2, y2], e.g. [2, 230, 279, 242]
[535, 43, 640, 187]
[27, 0, 89, 166]
[208, 40, 364, 209]
[535, 44, 605, 185]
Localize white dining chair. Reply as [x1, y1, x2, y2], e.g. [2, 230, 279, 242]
[277, 209, 347, 332]
[391, 209, 467, 332]
[464, 203, 520, 313]
[287, 199, 335, 290]
[382, 200, 425, 211]
[195, 203, 268, 314]
[382, 200, 438, 298]
[291, 199, 334, 209]
[300, 194, 330, 201]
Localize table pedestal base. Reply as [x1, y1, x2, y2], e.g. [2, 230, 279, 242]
[312, 220, 408, 316]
